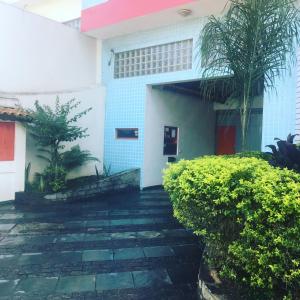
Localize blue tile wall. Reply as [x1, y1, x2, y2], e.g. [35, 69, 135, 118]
[262, 67, 296, 150]
[101, 17, 297, 185]
[102, 19, 204, 186]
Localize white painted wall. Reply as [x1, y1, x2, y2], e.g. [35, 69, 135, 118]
[0, 1, 97, 95]
[19, 86, 105, 182]
[0, 122, 26, 201]
[143, 87, 216, 187]
[22, 0, 81, 23]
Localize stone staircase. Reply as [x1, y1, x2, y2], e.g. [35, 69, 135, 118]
[0, 189, 202, 299]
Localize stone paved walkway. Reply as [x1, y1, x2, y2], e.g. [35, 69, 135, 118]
[0, 189, 202, 299]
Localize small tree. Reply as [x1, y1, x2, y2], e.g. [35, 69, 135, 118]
[201, 0, 300, 150]
[28, 98, 97, 192]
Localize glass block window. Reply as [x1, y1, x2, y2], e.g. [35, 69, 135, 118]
[114, 39, 193, 79]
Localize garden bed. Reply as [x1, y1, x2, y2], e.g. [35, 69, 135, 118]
[16, 168, 140, 205]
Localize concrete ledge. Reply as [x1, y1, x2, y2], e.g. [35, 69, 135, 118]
[16, 169, 140, 204]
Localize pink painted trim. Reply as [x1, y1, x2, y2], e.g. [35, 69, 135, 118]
[81, 0, 196, 32]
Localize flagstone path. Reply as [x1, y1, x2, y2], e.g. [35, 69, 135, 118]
[0, 189, 202, 299]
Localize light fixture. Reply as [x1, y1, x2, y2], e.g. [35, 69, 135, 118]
[178, 9, 192, 17]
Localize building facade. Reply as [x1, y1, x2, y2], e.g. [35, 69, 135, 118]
[0, 0, 298, 201]
[81, 0, 297, 187]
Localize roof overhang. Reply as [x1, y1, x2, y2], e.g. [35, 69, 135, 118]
[0, 106, 31, 122]
[81, 0, 228, 39]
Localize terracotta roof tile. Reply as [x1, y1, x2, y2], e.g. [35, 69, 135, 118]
[0, 106, 30, 119]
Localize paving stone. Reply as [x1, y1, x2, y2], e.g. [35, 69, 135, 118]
[0, 236, 26, 246]
[111, 232, 136, 239]
[114, 248, 144, 260]
[59, 251, 83, 263]
[132, 269, 172, 288]
[15, 277, 58, 294]
[0, 279, 19, 296]
[162, 229, 192, 238]
[172, 244, 201, 257]
[56, 275, 96, 293]
[82, 249, 113, 262]
[18, 253, 46, 265]
[0, 254, 17, 266]
[0, 213, 23, 220]
[0, 223, 15, 231]
[110, 219, 132, 226]
[64, 221, 86, 229]
[86, 220, 110, 227]
[110, 210, 131, 216]
[0, 189, 200, 299]
[96, 272, 134, 291]
[33, 236, 58, 246]
[57, 233, 86, 243]
[84, 233, 111, 242]
[143, 246, 175, 258]
[136, 231, 164, 239]
[139, 201, 170, 206]
[131, 218, 155, 225]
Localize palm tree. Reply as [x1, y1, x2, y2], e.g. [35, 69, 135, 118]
[201, 0, 300, 151]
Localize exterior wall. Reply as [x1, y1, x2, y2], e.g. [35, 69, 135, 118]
[217, 109, 263, 153]
[19, 86, 105, 182]
[0, 122, 26, 201]
[102, 18, 204, 186]
[262, 66, 297, 148]
[102, 16, 298, 186]
[0, 2, 97, 95]
[22, 0, 81, 23]
[144, 87, 215, 187]
[295, 51, 300, 142]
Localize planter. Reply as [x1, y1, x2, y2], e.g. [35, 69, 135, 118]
[197, 263, 228, 300]
[16, 168, 140, 205]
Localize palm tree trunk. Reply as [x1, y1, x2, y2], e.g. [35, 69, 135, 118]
[240, 86, 252, 152]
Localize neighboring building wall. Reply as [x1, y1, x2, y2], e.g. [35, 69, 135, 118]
[18, 0, 81, 23]
[102, 18, 203, 186]
[0, 122, 26, 201]
[0, 3, 104, 200]
[0, 2, 97, 95]
[144, 87, 215, 187]
[19, 86, 105, 182]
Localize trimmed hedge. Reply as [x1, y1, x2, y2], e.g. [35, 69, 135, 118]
[230, 151, 272, 161]
[163, 156, 300, 299]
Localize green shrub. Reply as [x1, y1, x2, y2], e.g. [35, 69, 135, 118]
[231, 151, 272, 161]
[163, 156, 300, 299]
[43, 165, 67, 193]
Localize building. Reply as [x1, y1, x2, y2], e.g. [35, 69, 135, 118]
[0, 99, 28, 201]
[0, 0, 298, 200]
[0, 1, 104, 201]
[4, 0, 81, 27]
[81, 0, 298, 187]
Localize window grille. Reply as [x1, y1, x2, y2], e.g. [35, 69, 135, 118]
[114, 39, 193, 79]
